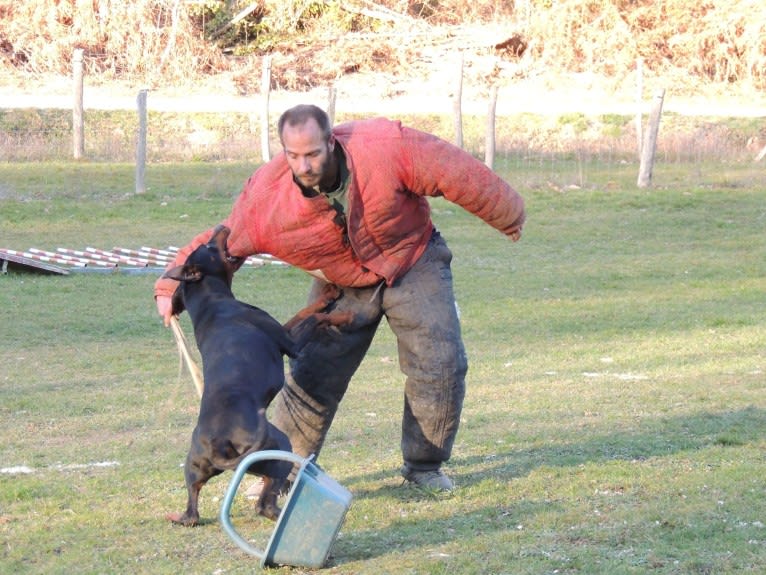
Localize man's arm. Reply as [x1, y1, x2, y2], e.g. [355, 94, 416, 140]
[403, 127, 525, 239]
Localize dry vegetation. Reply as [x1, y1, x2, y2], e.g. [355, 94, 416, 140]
[1, 0, 765, 97]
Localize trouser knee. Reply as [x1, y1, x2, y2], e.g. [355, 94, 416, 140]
[271, 282, 383, 460]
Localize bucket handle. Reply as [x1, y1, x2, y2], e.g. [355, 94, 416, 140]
[219, 449, 310, 560]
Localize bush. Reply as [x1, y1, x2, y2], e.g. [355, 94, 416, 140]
[1, 0, 764, 90]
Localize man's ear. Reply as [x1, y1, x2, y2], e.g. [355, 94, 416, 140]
[163, 264, 203, 282]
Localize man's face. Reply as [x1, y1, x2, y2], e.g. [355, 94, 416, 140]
[281, 118, 335, 190]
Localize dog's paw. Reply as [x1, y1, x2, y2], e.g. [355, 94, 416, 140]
[254, 502, 282, 522]
[317, 310, 354, 329]
[166, 511, 199, 527]
[330, 310, 354, 327]
[319, 284, 343, 303]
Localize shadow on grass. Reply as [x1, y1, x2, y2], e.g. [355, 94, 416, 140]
[345, 406, 765, 492]
[330, 498, 554, 565]
[455, 405, 765, 481]
[331, 406, 765, 563]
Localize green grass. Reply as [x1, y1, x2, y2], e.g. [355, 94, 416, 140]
[1, 159, 765, 574]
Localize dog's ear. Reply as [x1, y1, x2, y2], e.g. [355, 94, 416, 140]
[163, 264, 203, 283]
[170, 283, 185, 316]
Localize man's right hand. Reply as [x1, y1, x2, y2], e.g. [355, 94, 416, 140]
[156, 295, 174, 327]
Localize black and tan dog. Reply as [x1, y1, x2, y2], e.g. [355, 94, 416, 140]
[163, 225, 351, 526]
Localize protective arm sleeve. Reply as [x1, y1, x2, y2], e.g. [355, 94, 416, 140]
[152, 208, 256, 300]
[403, 126, 525, 239]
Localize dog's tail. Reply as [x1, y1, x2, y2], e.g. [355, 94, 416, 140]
[209, 443, 258, 471]
[208, 409, 269, 470]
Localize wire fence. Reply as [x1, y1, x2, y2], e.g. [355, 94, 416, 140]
[2, 90, 765, 189]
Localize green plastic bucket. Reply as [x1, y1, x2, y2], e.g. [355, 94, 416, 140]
[219, 450, 352, 569]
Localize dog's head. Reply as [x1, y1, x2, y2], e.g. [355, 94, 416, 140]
[163, 225, 244, 313]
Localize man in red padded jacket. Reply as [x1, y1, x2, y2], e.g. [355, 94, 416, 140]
[155, 104, 525, 490]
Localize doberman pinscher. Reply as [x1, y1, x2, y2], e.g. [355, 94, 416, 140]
[163, 225, 352, 526]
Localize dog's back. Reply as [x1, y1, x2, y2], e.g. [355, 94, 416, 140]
[194, 298, 294, 454]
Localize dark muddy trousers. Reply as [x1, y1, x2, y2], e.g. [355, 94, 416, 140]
[270, 230, 468, 471]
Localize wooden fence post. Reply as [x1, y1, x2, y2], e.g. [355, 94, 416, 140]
[327, 85, 337, 126]
[260, 55, 272, 162]
[72, 49, 84, 160]
[485, 85, 499, 169]
[453, 52, 464, 149]
[635, 58, 643, 159]
[637, 88, 665, 188]
[135, 89, 148, 195]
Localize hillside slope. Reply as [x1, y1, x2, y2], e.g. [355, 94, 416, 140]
[1, 1, 765, 117]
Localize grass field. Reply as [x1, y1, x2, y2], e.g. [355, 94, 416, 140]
[1, 159, 764, 574]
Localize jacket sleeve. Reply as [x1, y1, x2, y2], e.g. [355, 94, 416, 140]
[153, 182, 258, 300]
[402, 126, 525, 238]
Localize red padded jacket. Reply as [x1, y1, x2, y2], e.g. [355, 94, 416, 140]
[154, 117, 525, 299]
